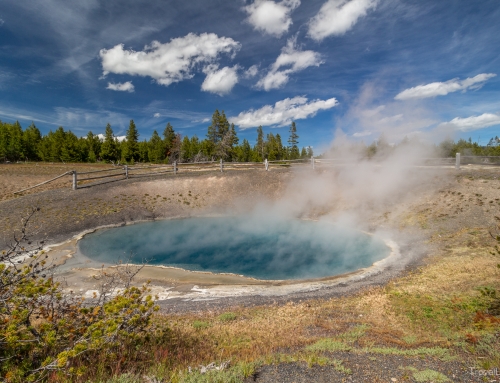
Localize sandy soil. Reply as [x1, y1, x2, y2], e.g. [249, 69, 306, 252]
[0, 162, 121, 201]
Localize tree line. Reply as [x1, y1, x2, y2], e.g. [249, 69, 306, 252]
[0, 110, 312, 164]
[2, 110, 499, 164]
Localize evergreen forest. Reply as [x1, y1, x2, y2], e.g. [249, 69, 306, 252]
[0, 110, 310, 164]
[1, 109, 499, 164]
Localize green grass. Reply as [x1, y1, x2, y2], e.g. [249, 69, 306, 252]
[305, 339, 352, 352]
[411, 368, 450, 382]
[173, 362, 256, 383]
[338, 324, 369, 343]
[362, 346, 453, 361]
[192, 320, 210, 329]
[218, 312, 237, 322]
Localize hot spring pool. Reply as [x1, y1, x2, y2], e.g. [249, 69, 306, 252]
[77, 217, 391, 280]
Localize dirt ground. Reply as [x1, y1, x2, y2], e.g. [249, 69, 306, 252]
[1, 162, 500, 382]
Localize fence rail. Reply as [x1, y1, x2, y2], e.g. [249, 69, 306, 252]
[11, 153, 500, 194]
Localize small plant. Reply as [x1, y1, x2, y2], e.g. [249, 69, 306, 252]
[218, 312, 237, 322]
[193, 320, 210, 329]
[412, 369, 450, 382]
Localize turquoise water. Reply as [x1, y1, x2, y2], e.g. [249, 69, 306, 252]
[77, 217, 390, 280]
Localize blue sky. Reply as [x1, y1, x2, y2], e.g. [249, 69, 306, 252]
[0, 0, 499, 151]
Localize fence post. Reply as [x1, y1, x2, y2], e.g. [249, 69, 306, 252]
[220, 158, 223, 172]
[265, 158, 269, 171]
[72, 170, 77, 190]
[174, 161, 177, 175]
[311, 156, 315, 170]
[455, 153, 461, 170]
[124, 165, 129, 179]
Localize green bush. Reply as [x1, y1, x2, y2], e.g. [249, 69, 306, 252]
[0, 208, 159, 382]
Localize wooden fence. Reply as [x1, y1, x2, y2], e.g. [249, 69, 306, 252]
[12, 154, 500, 194]
[70, 158, 311, 190]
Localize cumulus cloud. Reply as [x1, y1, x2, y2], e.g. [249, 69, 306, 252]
[438, 113, 500, 132]
[308, 0, 378, 41]
[106, 81, 135, 92]
[99, 33, 241, 86]
[201, 65, 239, 95]
[153, 113, 160, 118]
[395, 73, 497, 100]
[256, 39, 323, 91]
[230, 96, 338, 129]
[244, 0, 300, 37]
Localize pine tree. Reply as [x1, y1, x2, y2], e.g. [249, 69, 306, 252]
[23, 123, 41, 161]
[169, 133, 182, 162]
[207, 110, 219, 146]
[9, 121, 24, 161]
[190, 135, 201, 160]
[288, 122, 300, 160]
[85, 131, 101, 163]
[266, 133, 278, 160]
[0, 121, 12, 161]
[255, 126, 265, 161]
[148, 130, 164, 163]
[207, 109, 231, 144]
[207, 110, 233, 159]
[50, 127, 67, 162]
[240, 139, 251, 162]
[122, 120, 139, 163]
[100, 123, 118, 162]
[276, 133, 284, 160]
[181, 136, 191, 162]
[138, 140, 149, 162]
[163, 123, 175, 160]
[60, 131, 80, 163]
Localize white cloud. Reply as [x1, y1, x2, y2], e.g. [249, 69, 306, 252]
[201, 65, 239, 95]
[244, 65, 259, 78]
[0, 19, 4, 26]
[256, 39, 323, 91]
[308, 0, 378, 41]
[106, 81, 135, 92]
[244, 0, 300, 37]
[154, 113, 160, 118]
[352, 130, 372, 137]
[230, 96, 338, 129]
[97, 133, 127, 142]
[439, 113, 500, 132]
[395, 73, 497, 100]
[99, 33, 241, 86]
